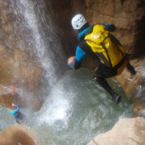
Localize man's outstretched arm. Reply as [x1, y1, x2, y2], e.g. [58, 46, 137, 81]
[12, 103, 19, 112]
[68, 46, 86, 69]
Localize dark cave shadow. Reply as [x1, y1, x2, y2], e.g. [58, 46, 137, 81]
[132, 14, 145, 59]
[120, 0, 145, 60]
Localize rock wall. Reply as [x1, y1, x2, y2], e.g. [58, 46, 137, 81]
[51, 0, 145, 57]
[116, 58, 145, 101]
[85, 0, 145, 58]
[0, 125, 36, 145]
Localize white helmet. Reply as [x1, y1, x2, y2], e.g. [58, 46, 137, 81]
[71, 14, 87, 30]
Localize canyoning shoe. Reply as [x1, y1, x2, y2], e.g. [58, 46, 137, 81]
[112, 94, 121, 105]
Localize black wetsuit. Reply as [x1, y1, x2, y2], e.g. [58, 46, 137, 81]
[13, 104, 25, 123]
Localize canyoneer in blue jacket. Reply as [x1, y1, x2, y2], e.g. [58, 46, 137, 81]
[11, 103, 26, 124]
[68, 14, 136, 104]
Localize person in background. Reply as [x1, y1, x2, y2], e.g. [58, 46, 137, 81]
[68, 14, 136, 104]
[11, 103, 26, 124]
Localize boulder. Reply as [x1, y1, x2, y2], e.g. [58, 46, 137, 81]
[0, 125, 36, 145]
[87, 117, 145, 145]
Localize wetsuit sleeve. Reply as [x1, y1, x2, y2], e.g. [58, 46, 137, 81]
[14, 104, 19, 112]
[100, 23, 116, 32]
[74, 46, 86, 69]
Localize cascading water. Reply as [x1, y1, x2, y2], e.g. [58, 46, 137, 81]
[0, 0, 134, 145]
[0, 0, 69, 134]
[15, 0, 69, 93]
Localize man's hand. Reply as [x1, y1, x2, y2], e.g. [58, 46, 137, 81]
[12, 103, 15, 106]
[68, 56, 75, 65]
[9, 84, 16, 95]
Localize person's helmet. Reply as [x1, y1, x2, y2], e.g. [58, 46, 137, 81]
[11, 110, 16, 115]
[71, 14, 87, 30]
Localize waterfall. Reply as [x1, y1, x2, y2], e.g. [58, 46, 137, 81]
[10, 0, 69, 98]
[19, 0, 57, 86]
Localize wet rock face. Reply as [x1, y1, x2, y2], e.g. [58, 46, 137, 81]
[0, 44, 42, 110]
[84, 0, 145, 58]
[120, 0, 144, 12]
[116, 58, 145, 101]
[0, 125, 35, 145]
[87, 117, 145, 145]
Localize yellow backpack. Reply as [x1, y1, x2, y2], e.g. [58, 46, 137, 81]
[85, 24, 126, 68]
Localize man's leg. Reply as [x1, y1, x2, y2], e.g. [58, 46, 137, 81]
[126, 54, 136, 75]
[93, 76, 121, 104]
[126, 62, 136, 75]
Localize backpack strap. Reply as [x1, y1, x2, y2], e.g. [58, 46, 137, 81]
[101, 37, 112, 68]
[109, 34, 124, 56]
